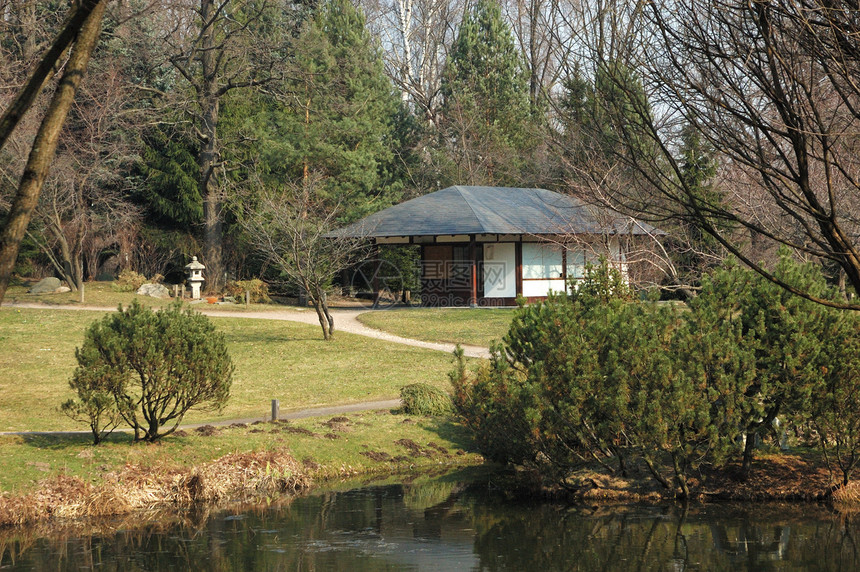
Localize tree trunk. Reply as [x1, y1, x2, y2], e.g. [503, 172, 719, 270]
[740, 429, 757, 481]
[321, 291, 335, 336]
[198, 0, 225, 293]
[672, 452, 690, 499]
[642, 453, 672, 490]
[310, 287, 335, 340]
[740, 405, 781, 481]
[0, 0, 102, 152]
[312, 299, 332, 340]
[0, 0, 107, 304]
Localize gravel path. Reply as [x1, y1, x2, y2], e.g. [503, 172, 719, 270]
[0, 399, 402, 437]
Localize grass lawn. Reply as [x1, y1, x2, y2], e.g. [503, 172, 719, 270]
[0, 307, 463, 432]
[357, 307, 516, 347]
[0, 283, 487, 506]
[4, 280, 174, 309]
[0, 410, 480, 494]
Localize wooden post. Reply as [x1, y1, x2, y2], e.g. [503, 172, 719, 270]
[79, 281, 85, 304]
[562, 249, 568, 294]
[371, 243, 381, 307]
[173, 284, 179, 299]
[245, 289, 250, 306]
[469, 235, 477, 308]
[271, 399, 279, 422]
[515, 241, 523, 299]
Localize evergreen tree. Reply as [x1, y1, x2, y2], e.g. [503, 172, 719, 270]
[437, 0, 534, 186]
[137, 125, 203, 228]
[557, 61, 655, 169]
[257, 0, 401, 222]
[673, 122, 726, 281]
[688, 254, 835, 479]
[452, 255, 860, 493]
[65, 300, 233, 442]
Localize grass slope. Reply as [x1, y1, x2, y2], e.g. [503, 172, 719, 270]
[0, 410, 481, 495]
[357, 307, 515, 347]
[0, 307, 461, 432]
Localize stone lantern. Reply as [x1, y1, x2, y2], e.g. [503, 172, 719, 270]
[185, 256, 205, 299]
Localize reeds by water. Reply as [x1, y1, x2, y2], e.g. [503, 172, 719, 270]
[0, 448, 310, 527]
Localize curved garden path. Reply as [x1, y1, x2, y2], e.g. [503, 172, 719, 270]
[1, 301, 489, 435]
[4, 302, 490, 359]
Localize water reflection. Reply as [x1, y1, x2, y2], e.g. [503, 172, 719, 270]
[2, 472, 859, 571]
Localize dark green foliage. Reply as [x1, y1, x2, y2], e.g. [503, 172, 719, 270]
[450, 345, 537, 467]
[807, 312, 860, 485]
[694, 254, 853, 478]
[436, 0, 536, 186]
[61, 381, 121, 446]
[254, 0, 401, 222]
[568, 259, 633, 305]
[594, 61, 653, 155]
[452, 256, 860, 495]
[67, 300, 233, 442]
[400, 382, 453, 416]
[442, 0, 530, 132]
[137, 126, 202, 228]
[671, 122, 728, 284]
[559, 62, 653, 165]
[378, 246, 420, 293]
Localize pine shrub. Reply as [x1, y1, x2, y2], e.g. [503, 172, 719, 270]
[64, 300, 233, 442]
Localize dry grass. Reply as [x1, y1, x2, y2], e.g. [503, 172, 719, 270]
[0, 409, 483, 526]
[833, 481, 860, 506]
[0, 448, 309, 527]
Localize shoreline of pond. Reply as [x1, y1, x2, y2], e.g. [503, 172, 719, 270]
[2, 414, 859, 537]
[0, 453, 489, 544]
[0, 413, 487, 530]
[6, 476, 860, 571]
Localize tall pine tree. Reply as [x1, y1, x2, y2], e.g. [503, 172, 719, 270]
[257, 0, 401, 222]
[674, 121, 726, 281]
[437, 0, 534, 186]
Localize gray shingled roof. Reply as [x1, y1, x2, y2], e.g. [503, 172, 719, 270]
[331, 186, 660, 238]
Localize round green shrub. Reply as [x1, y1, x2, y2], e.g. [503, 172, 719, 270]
[66, 300, 233, 442]
[400, 383, 453, 416]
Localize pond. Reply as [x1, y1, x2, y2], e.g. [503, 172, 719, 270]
[2, 468, 858, 571]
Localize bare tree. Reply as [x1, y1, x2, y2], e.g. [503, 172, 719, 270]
[240, 177, 368, 340]
[501, 0, 570, 108]
[575, 0, 860, 308]
[159, 0, 291, 292]
[20, 56, 143, 290]
[0, 0, 103, 151]
[360, 0, 461, 125]
[0, 0, 108, 304]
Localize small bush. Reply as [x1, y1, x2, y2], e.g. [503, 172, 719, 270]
[400, 383, 453, 416]
[67, 300, 233, 442]
[450, 346, 536, 467]
[225, 279, 271, 303]
[111, 269, 147, 292]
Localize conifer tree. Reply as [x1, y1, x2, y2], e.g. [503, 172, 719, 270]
[138, 126, 203, 228]
[673, 122, 726, 281]
[258, 0, 400, 222]
[437, 0, 534, 186]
